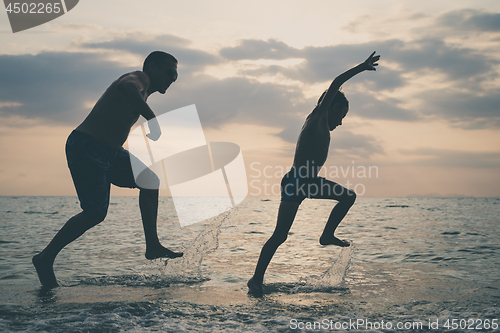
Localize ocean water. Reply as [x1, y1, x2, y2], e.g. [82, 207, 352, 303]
[0, 196, 499, 332]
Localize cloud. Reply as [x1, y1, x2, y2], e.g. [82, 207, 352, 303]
[346, 92, 419, 121]
[220, 36, 495, 125]
[0, 34, 221, 126]
[416, 88, 500, 129]
[80, 34, 221, 72]
[330, 129, 385, 159]
[2, 14, 500, 134]
[0, 42, 311, 132]
[220, 38, 300, 60]
[400, 147, 500, 168]
[0, 51, 126, 124]
[385, 38, 495, 82]
[438, 9, 500, 33]
[222, 36, 495, 86]
[148, 75, 311, 131]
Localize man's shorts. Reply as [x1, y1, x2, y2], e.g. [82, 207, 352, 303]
[65, 130, 143, 222]
[280, 167, 352, 204]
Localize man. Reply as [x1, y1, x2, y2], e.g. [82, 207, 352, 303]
[248, 52, 381, 296]
[33, 51, 183, 288]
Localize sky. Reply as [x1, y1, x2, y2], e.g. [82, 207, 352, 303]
[0, 0, 499, 197]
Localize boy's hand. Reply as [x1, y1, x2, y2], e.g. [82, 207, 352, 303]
[363, 51, 380, 71]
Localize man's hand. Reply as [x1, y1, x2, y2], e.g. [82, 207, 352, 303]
[363, 51, 380, 71]
[146, 117, 162, 141]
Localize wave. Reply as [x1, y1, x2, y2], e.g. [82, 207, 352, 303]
[23, 211, 59, 215]
[78, 274, 208, 288]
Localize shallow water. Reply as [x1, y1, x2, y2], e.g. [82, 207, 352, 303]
[0, 196, 499, 332]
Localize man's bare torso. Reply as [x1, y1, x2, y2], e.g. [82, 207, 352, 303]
[76, 72, 147, 150]
[292, 106, 330, 176]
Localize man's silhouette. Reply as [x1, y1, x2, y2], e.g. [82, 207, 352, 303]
[248, 52, 381, 296]
[33, 51, 183, 288]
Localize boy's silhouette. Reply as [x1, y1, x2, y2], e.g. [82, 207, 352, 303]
[248, 52, 381, 296]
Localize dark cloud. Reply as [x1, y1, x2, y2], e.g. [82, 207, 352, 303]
[221, 35, 498, 128]
[0, 52, 126, 124]
[292, 39, 493, 84]
[418, 89, 500, 124]
[346, 92, 419, 122]
[330, 129, 385, 159]
[0, 35, 223, 126]
[386, 38, 494, 81]
[438, 9, 500, 32]
[224, 36, 494, 85]
[400, 147, 500, 168]
[0, 45, 310, 131]
[147, 75, 310, 131]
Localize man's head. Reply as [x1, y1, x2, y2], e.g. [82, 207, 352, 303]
[143, 51, 178, 94]
[318, 90, 349, 131]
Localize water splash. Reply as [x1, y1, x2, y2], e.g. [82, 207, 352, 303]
[161, 211, 230, 279]
[297, 242, 355, 291]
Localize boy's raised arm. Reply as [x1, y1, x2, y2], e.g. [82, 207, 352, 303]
[318, 52, 380, 112]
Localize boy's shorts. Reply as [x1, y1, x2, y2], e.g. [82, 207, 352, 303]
[280, 167, 351, 203]
[65, 130, 142, 221]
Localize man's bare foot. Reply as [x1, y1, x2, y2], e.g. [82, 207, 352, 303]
[319, 235, 350, 247]
[247, 276, 263, 297]
[32, 253, 59, 289]
[145, 245, 183, 260]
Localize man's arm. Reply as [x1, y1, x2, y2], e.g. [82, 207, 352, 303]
[317, 52, 380, 113]
[116, 71, 161, 140]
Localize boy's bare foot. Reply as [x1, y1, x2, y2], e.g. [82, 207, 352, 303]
[319, 235, 350, 247]
[247, 276, 263, 297]
[145, 245, 183, 260]
[32, 253, 59, 289]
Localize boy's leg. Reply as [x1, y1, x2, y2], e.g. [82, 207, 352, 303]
[308, 178, 356, 246]
[248, 201, 300, 295]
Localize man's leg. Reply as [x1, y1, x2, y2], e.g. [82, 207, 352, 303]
[248, 201, 300, 295]
[33, 130, 113, 288]
[310, 179, 356, 246]
[140, 188, 183, 259]
[32, 212, 103, 288]
[109, 150, 183, 260]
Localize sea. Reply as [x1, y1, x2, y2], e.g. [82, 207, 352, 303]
[0, 196, 499, 332]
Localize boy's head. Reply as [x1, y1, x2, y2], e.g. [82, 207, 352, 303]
[317, 90, 349, 131]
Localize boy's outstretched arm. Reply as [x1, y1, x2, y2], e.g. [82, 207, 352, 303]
[318, 52, 380, 112]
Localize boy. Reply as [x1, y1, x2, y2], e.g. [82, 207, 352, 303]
[248, 52, 380, 296]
